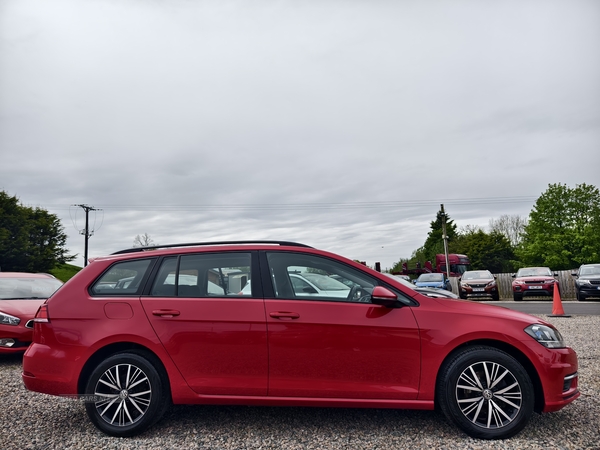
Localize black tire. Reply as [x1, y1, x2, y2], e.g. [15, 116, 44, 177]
[437, 346, 534, 440]
[513, 292, 523, 302]
[84, 352, 170, 437]
[492, 292, 500, 301]
[576, 290, 586, 301]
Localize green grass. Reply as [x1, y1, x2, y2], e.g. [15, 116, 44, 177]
[50, 263, 82, 282]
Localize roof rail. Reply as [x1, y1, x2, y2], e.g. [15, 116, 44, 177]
[111, 240, 313, 255]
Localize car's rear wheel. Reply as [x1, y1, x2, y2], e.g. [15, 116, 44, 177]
[513, 293, 523, 301]
[437, 346, 534, 440]
[84, 352, 169, 437]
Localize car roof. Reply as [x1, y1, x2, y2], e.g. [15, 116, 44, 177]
[111, 240, 312, 255]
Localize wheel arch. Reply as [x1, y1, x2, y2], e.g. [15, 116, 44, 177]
[77, 341, 171, 399]
[434, 339, 544, 413]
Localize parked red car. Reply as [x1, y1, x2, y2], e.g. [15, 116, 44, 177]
[512, 267, 558, 301]
[22, 242, 579, 440]
[459, 270, 499, 301]
[0, 272, 63, 353]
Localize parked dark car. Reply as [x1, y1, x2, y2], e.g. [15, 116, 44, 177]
[459, 270, 499, 301]
[511, 267, 558, 301]
[572, 263, 600, 300]
[23, 241, 579, 440]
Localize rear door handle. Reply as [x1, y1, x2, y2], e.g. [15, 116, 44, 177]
[269, 311, 300, 320]
[152, 309, 180, 317]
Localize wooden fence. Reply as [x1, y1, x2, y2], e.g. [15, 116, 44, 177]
[449, 269, 578, 300]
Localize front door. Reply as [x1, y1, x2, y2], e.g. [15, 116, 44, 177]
[264, 251, 421, 399]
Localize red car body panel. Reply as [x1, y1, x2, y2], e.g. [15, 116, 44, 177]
[265, 298, 420, 399]
[141, 297, 268, 396]
[21, 244, 579, 418]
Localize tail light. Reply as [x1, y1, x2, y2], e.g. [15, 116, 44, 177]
[33, 304, 50, 323]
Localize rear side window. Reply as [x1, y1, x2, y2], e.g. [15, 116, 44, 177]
[91, 259, 154, 296]
[150, 252, 252, 298]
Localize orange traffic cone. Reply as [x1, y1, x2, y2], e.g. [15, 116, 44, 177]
[549, 282, 570, 317]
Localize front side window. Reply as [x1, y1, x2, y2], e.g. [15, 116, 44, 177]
[266, 252, 377, 303]
[150, 252, 252, 298]
[91, 259, 154, 296]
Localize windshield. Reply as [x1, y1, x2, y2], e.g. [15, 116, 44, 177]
[451, 264, 469, 275]
[0, 276, 63, 300]
[580, 265, 600, 276]
[462, 271, 493, 280]
[417, 273, 443, 282]
[516, 267, 553, 277]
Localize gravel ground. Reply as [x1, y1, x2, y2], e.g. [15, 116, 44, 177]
[1, 315, 598, 450]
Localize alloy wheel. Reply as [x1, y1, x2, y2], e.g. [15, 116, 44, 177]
[455, 361, 522, 429]
[93, 363, 152, 427]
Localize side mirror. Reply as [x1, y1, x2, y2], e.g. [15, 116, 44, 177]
[553, 272, 558, 277]
[571, 272, 578, 277]
[371, 286, 399, 308]
[511, 273, 516, 278]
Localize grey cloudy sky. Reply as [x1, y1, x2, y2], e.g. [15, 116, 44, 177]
[1, 0, 599, 269]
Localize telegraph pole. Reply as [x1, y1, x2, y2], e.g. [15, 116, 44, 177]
[441, 204, 451, 280]
[74, 204, 99, 266]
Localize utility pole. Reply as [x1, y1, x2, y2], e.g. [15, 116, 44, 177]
[441, 204, 451, 280]
[74, 204, 99, 267]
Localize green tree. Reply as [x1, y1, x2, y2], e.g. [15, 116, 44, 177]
[454, 228, 515, 273]
[517, 183, 600, 269]
[389, 208, 458, 272]
[0, 191, 73, 272]
[421, 208, 458, 264]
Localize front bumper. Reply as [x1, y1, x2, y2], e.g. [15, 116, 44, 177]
[514, 285, 554, 297]
[578, 285, 600, 298]
[528, 343, 580, 412]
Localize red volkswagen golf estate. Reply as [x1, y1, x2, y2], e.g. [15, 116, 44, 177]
[22, 241, 579, 440]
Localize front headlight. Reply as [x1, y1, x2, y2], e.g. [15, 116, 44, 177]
[524, 324, 566, 348]
[577, 279, 591, 286]
[0, 312, 21, 326]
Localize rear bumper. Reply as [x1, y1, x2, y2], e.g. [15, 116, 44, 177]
[22, 342, 82, 396]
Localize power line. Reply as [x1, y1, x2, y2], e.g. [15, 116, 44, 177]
[43, 196, 538, 212]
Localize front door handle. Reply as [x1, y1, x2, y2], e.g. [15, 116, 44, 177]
[152, 309, 180, 318]
[269, 311, 300, 320]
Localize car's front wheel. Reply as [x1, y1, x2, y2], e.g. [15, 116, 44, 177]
[513, 292, 523, 301]
[84, 352, 170, 437]
[437, 346, 534, 440]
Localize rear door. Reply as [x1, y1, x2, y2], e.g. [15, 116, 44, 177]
[263, 251, 421, 399]
[141, 251, 268, 396]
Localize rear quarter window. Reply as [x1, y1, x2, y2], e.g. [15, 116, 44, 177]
[90, 259, 154, 296]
